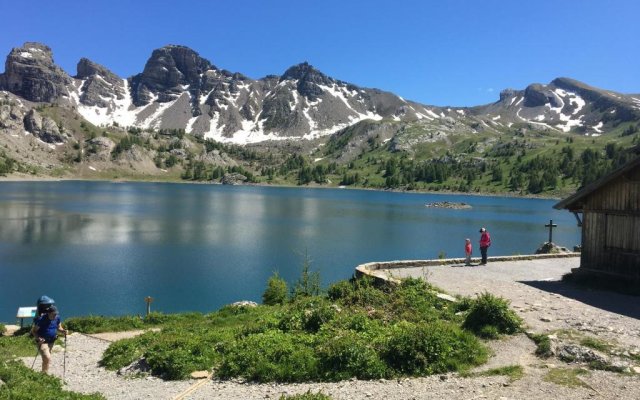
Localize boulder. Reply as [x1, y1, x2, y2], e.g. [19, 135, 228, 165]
[221, 172, 247, 185]
[229, 301, 258, 308]
[118, 357, 151, 377]
[0, 102, 25, 131]
[535, 242, 571, 254]
[190, 370, 210, 379]
[23, 109, 65, 143]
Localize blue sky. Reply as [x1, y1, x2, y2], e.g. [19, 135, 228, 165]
[2, 0, 639, 107]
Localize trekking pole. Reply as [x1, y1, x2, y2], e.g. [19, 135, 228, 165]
[30, 346, 39, 369]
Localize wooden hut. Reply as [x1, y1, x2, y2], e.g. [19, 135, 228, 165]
[554, 151, 640, 283]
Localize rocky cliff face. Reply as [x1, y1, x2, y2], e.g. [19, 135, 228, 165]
[0, 42, 72, 103]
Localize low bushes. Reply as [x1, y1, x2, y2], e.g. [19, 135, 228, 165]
[65, 312, 205, 334]
[218, 331, 318, 382]
[94, 275, 516, 382]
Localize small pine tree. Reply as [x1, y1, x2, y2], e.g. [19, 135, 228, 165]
[292, 251, 321, 298]
[262, 271, 289, 305]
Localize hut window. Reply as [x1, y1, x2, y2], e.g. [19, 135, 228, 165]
[604, 213, 640, 253]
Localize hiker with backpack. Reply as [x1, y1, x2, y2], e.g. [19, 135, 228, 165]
[31, 305, 67, 374]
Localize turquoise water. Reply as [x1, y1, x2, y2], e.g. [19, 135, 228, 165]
[0, 181, 580, 322]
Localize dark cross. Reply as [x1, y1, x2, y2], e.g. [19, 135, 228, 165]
[545, 219, 558, 243]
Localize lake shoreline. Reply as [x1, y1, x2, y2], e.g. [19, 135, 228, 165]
[0, 173, 566, 200]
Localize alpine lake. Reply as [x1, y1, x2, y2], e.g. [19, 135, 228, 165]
[0, 180, 580, 322]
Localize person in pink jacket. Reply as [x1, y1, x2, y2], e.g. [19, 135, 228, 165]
[479, 227, 491, 265]
[464, 238, 473, 266]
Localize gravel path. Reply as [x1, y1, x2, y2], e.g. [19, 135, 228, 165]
[22, 256, 640, 399]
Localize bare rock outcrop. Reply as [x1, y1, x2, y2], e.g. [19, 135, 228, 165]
[23, 109, 66, 143]
[0, 42, 72, 103]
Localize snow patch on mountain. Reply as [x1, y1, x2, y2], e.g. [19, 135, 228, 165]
[592, 121, 603, 133]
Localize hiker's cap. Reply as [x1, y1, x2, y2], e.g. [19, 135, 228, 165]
[479, 227, 486, 232]
[47, 305, 58, 314]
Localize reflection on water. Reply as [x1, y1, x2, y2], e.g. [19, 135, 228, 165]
[0, 181, 581, 321]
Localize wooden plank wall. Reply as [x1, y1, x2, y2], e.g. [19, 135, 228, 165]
[581, 166, 640, 280]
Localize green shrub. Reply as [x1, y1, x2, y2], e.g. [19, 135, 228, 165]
[389, 278, 445, 323]
[451, 296, 474, 313]
[145, 334, 219, 380]
[0, 323, 5, 335]
[278, 297, 338, 333]
[263, 272, 289, 305]
[218, 330, 319, 382]
[462, 292, 522, 337]
[100, 335, 149, 370]
[383, 321, 487, 375]
[327, 277, 388, 309]
[324, 311, 381, 333]
[316, 330, 388, 380]
[326, 280, 353, 301]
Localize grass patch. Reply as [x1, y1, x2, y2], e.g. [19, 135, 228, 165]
[475, 365, 524, 382]
[280, 391, 332, 400]
[580, 337, 614, 353]
[0, 334, 39, 360]
[0, 333, 103, 399]
[543, 367, 591, 388]
[526, 333, 553, 358]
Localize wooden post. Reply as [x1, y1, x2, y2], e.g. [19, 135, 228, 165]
[144, 296, 154, 317]
[545, 219, 558, 243]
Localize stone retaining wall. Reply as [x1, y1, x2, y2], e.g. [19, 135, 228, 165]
[355, 253, 580, 284]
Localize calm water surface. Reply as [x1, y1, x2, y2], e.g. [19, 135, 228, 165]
[0, 181, 580, 322]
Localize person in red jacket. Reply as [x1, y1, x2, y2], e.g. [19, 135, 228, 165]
[479, 227, 491, 265]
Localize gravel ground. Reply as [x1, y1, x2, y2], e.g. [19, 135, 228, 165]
[22, 256, 640, 399]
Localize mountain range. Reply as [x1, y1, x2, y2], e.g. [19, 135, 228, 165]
[2, 42, 639, 145]
[1, 41, 639, 192]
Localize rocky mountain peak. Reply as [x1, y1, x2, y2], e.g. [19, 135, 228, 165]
[129, 45, 216, 106]
[76, 58, 120, 82]
[0, 42, 72, 102]
[281, 62, 334, 100]
[75, 58, 126, 106]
